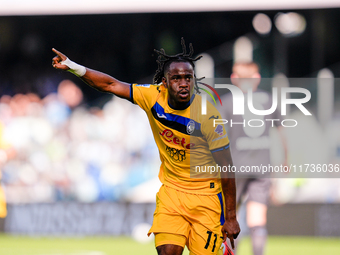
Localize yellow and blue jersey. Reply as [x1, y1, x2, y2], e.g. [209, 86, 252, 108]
[131, 83, 229, 195]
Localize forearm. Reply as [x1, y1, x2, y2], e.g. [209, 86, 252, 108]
[80, 68, 126, 94]
[60, 56, 120, 93]
[220, 163, 240, 246]
[221, 175, 237, 220]
[52, 49, 131, 99]
[212, 148, 237, 220]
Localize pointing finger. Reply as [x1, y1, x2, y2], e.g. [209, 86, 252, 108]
[52, 48, 61, 55]
[52, 48, 66, 60]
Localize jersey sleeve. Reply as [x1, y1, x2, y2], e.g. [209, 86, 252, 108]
[201, 105, 230, 152]
[131, 83, 160, 111]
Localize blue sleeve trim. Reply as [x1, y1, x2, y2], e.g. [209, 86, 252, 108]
[210, 144, 230, 153]
[129, 84, 134, 103]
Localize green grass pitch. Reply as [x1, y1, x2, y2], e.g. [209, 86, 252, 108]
[0, 234, 340, 255]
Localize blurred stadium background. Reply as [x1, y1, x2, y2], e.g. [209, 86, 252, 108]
[1, 1, 340, 254]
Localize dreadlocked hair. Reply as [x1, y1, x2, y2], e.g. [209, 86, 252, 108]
[153, 37, 202, 94]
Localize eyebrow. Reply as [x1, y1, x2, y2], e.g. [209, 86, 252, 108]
[170, 73, 193, 77]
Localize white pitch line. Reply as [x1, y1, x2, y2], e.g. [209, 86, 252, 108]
[39, 251, 106, 255]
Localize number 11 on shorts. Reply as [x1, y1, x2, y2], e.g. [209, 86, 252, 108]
[204, 231, 219, 252]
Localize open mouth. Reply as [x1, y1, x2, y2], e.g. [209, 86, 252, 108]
[179, 90, 189, 98]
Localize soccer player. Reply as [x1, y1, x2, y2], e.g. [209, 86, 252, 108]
[217, 62, 287, 255]
[52, 39, 240, 255]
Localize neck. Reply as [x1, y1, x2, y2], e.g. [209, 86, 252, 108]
[168, 94, 195, 110]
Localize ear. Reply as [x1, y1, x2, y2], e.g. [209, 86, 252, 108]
[230, 73, 239, 86]
[162, 77, 168, 88]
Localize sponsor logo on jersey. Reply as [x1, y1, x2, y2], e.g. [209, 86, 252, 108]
[165, 145, 186, 162]
[160, 129, 195, 149]
[186, 119, 195, 134]
[214, 125, 224, 136]
[157, 113, 167, 119]
[209, 115, 219, 120]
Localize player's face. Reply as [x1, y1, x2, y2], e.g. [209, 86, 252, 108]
[162, 61, 195, 108]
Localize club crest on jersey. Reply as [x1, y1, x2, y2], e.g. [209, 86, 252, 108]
[187, 120, 195, 135]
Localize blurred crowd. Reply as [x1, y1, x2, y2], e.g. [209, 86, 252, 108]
[1, 79, 340, 205]
[0, 80, 159, 203]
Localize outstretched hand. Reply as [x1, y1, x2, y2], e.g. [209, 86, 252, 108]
[221, 218, 240, 249]
[52, 48, 70, 71]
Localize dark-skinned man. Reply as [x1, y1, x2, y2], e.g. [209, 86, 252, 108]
[52, 39, 240, 255]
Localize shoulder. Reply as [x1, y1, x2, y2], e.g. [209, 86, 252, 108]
[207, 100, 220, 116]
[202, 100, 222, 124]
[133, 83, 162, 92]
[132, 83, 164, 109]
[132, 83, 164, 98]
[190, 94, 222, 122]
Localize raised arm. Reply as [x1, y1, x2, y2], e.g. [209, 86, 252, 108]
[52, 48, 131, 100]
[212, 148, 240, 249]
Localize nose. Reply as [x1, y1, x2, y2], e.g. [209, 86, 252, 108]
[179, 78, 189, 88]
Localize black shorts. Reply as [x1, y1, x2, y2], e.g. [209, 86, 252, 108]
[236, 178, 271, 206]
